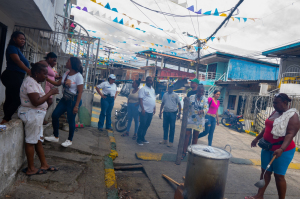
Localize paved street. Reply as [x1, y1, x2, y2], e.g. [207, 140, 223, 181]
[112, 96, 300, 199]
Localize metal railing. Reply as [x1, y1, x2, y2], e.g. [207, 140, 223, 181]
[199, 72, 222, 81]
[206, 72, 226, 98]
[280, 72, 300, 85]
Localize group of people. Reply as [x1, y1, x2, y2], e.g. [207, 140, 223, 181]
[0, 31, 84, 175]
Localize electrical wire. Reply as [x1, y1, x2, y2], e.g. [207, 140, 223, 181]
[195, 0, 201, 39]
[187, 2, 199, 38]
[153, 0, 188, 45]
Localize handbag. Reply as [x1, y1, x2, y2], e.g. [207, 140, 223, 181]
[62, 73, 77, 101]
[258, 138, 283, 151]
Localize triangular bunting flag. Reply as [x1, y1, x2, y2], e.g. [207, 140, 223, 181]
[179, 2, 188, 8]
[167, 39, 171, 44]
[203, 11, 211, 15]
[82, 7, 88, 12]
[172, 40, 176, 43]
[220, 13, 227, 17]
[113, 17, 118, 23]
[91, 0, 96, 2]
[187, 5, 194, 12]
[107, 16, 112, 21]
[170, 0, 179, 3]
[243, 18, 247, 22]
[223, 36, 227, 42]
[102, 13, 106, 18]
[124, 21, 130, 26]
[112, 8, 118, 12]
[88, 11, 94, 15]
[94, 11, 100, 16]
[235, 17, 240, 22]
[76, 6, 81, 10]
[249, 18, 256, 22]
[70, 23, 75, 28]
[98, 3, 104, 6]
[137, 21, 141, 25]
[119, 19, 124, 25]
[213, 8, 219, 16]
[170, 28, 176, 33]
[231, 17, 234, 21]
[155, 44, 159, 47]
[195, 9, 202, 14]
[211, 37, 215, 42]
[144, 22, 149, 25]
[104, 3, 111, 9]
[131, 24, 135, 28]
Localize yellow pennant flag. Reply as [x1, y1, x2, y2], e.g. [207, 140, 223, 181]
[249, 18, 256, 22]
[220, 13, 227, 17]
[151, 43, 154, 46]
[231, 17, 234, 21]
[131, 24, 135, 28]
[98, 2, 104, 6]
[91, 0, 96, 2]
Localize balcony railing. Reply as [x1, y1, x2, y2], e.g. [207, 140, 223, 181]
[199, 72, 222, 81]
[280, 72, 300, 85]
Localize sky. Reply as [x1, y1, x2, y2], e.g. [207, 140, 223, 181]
[72, 0, 300, 68]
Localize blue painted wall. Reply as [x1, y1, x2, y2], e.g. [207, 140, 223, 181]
[227, 59, 278, 80]
[216, 62, 228, 80]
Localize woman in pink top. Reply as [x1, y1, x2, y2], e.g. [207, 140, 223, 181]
[198, 90, 221, 146]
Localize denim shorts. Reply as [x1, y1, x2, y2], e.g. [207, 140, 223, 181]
[261, 148, 295, 175]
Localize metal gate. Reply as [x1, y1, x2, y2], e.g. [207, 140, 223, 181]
[14, 14, 101, 126]
[239, 90, 300, 146]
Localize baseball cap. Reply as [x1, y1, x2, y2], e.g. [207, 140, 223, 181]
[109, 74, 116, 79]
[191, 78, 199, 84]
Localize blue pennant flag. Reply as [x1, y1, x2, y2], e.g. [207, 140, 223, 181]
[105, 3, 111, 10]
[92, 31, 96, 33]
[203, 11, 211, 15]
[214, 8, 219, 16]
[195, 9, 202, 14]
[135, 28, 140, 30]
[119, 19, 124, 24]
[172, 40, 176, 43]
[211, 37, 215, 41]
[236, 17, 240, 22]
[243, 18, 247, 22]
[113, 17, 118, 23]
[187, 5, 194, 12]
[112, 8, 118, 12]
[194, 46, 198, 51]
[155, 44, 159, 47]
[167, 39, 171, 44]
[158, 28, 163, 30]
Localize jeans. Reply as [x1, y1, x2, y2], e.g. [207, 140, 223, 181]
[98, 97, 114, 129]
[1, 70, 25, 121]
[137, 112, 153, 142]
[163, 112, 177, 143]
[198, 115, 216, 146]
[126, 103, 139, 134]
[52, 97, 82, 141]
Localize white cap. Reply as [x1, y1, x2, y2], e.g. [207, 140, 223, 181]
[109, 74, 116, 79]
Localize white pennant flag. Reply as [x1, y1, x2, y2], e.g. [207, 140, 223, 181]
[107, 16, 112, 21]
[170, 0, 179, 4]
[94, 11, 100, 16]
[179, 2, 188, 8]
[124, 21, 130, 26]
[223, 36, 228, 42]
[137, 20, 141, 25]
[170, 28, 176, 33]
[102, 13, 106, 18]
[88, 11, 94, 15]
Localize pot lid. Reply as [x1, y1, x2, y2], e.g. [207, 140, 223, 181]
[188, 144, 231, 160]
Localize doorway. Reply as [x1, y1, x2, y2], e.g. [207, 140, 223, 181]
[0, 22, 7, 74]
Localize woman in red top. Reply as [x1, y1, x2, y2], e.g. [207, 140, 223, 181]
[246, 93, 300, 199]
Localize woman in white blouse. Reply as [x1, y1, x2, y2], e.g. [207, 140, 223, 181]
[45, 57, 84, 147]
[96, 74, 118, 131]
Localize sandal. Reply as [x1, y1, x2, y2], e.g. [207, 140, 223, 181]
[132, 134, 137, 140]
[121, 132, 129, 137]
[46, 166, 59, 171]
[181, 153, 187, 160]
[22, 168, 47, 176]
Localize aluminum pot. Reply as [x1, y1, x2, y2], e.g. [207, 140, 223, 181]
[183, 144, 232, 199]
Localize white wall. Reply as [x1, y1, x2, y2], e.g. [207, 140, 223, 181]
[33, 0, 56, 30]
[0, 9, 15, 105]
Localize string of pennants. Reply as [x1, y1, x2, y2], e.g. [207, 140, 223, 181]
[168, 0, 259, 22]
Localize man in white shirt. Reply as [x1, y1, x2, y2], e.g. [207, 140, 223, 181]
[96, 74, 117, 131]
[137, 76, 156, 145]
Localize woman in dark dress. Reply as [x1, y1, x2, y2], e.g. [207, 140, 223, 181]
[0, 31, 30, 124]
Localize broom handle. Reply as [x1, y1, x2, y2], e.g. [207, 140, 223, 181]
[269, 155, 276, 166]
[162, 174, 180, 186]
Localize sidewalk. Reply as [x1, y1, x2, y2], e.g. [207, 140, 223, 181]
[113, 96, 300, 199]
[5, 126, 111, 199]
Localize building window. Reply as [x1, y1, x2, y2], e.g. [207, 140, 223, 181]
[227, 95, 236, 110]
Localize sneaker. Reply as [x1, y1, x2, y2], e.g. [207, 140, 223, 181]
[106, 128, 113, 131]
[61, 140, 72, 147]
[137, 141, 144, 146]
[159, 140, 167, 144]
[44, 136, 59, 142]
[98, 128, 103, 131]
[167, 142, 173, 147]
[142, 140, 149, 144]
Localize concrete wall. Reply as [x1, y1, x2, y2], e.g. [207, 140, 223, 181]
[216, 62, 228, 80]
[0, 9, 15, 105]
[33, 0, 56, 30]
[227, 59, 279, 81]
[0, 119, 25, 196]
[280, 84, 300, 95]
[278, 58, 300, 85]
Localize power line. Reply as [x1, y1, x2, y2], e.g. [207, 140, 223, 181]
[195, 0, 201, 39]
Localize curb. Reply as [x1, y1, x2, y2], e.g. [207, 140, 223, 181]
[244, 130, 300, 153]
[104, 129, 119, 199]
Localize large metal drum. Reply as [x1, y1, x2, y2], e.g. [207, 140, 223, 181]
[183, 144, 232, 199]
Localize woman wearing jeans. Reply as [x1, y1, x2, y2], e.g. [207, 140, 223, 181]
[198, 90, 220, 146]
[45, 57, 83, 147]
[121, 80, 140, 139]
[96, 74, 117, 131]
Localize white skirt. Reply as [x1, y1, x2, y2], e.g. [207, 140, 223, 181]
[18, 106, 46, 144]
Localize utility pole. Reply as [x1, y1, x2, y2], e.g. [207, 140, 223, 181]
[104, 46, 114, 78]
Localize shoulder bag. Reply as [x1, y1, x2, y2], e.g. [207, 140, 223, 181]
[62, 73, 77, 101]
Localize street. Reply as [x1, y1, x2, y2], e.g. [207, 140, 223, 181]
[113, 96, 300, 199]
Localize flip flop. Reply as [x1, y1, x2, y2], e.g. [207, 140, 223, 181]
[121, 132, 129, 137]
[24, 168, 47, 176]
[132, 135, 137, 140]
[181, 153, 186, 160]
[46, 166, 59, 171]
